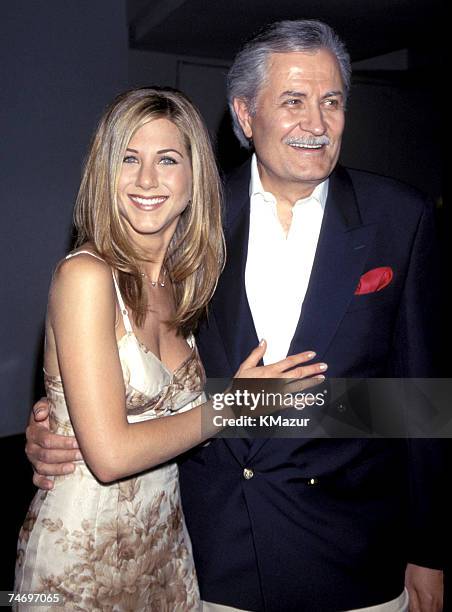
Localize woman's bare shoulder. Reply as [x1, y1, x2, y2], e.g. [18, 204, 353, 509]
[47, 244, 118, 343]
[55, 244, 110, 278]
[51, 245, 114, 305]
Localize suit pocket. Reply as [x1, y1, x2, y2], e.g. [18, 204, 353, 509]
[343, 443, 407, 492]
[346, 288, 395, 312]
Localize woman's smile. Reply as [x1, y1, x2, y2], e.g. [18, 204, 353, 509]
[128, 194, 169, 211]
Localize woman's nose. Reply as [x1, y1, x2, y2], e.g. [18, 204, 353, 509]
[136, 163, 158, 189]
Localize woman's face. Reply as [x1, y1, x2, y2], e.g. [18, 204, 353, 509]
[117, 118, 192, 245]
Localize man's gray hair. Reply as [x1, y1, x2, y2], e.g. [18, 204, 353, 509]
[227, 20, 351, 148]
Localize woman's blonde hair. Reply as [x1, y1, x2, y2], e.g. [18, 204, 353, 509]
[74, 87, 225, 334]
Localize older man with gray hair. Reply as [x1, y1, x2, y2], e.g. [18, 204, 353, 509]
[27, 19, 444, 612]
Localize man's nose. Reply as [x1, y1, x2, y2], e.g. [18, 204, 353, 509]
[299, 103, 327, 135]
[136, 163, 158, 189]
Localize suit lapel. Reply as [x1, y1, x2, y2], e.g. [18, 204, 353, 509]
[250, 167, 377, 459]
[211, 162, 259, 374]
[288, 166, 377, 360]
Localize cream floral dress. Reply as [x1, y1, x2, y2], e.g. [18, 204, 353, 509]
[15, 252, 204, 611]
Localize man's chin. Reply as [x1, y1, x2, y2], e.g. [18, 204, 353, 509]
[290, 160, 336, 184]
[293, 171, 332, 185]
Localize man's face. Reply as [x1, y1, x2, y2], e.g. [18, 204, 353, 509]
[234, 49, 345, 200]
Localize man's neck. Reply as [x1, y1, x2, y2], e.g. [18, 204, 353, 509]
[257, 171, 321, 207]
[251, 156, 328, 235]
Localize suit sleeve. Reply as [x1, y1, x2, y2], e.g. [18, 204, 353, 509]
[391, 197, 448, 569]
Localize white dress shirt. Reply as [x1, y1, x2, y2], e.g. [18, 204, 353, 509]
[245, 154, 328, 365]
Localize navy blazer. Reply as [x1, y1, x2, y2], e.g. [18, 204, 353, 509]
[179, 162, 445, 611]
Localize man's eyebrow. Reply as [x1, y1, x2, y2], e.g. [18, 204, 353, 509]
[279, 90, 344, 99]
[322, 90, 344, 98]
[280, 90, 306, 98]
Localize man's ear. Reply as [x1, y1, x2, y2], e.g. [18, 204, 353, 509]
[233, 98, 253, 140]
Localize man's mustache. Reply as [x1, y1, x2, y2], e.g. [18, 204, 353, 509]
[284, 135, 331, 146]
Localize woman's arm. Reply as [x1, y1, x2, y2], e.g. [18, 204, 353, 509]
[50, 255, 213, 482]
[45, 255, 326, 483]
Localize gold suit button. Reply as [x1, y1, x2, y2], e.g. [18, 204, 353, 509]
[243, 468, 254, 480]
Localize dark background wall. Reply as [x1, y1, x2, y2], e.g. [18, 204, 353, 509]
[1, 1, 129, 437]
[1, 0, 447, 596]
[0, 0, 129, 588]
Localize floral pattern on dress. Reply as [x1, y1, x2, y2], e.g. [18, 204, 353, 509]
[15, 335, 204, 611]
[127, 350, 205, 416]
[17, 479, 197, 611]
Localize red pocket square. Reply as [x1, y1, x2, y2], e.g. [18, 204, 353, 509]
[355, 266, 393, 295]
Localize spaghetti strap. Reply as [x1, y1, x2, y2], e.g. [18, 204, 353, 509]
[65, 250, 105, 263]
[111, 274, 133, 333]
[64, 250, 133, 333]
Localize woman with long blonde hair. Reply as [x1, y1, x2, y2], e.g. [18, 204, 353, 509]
[15, 87, 324, 610]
